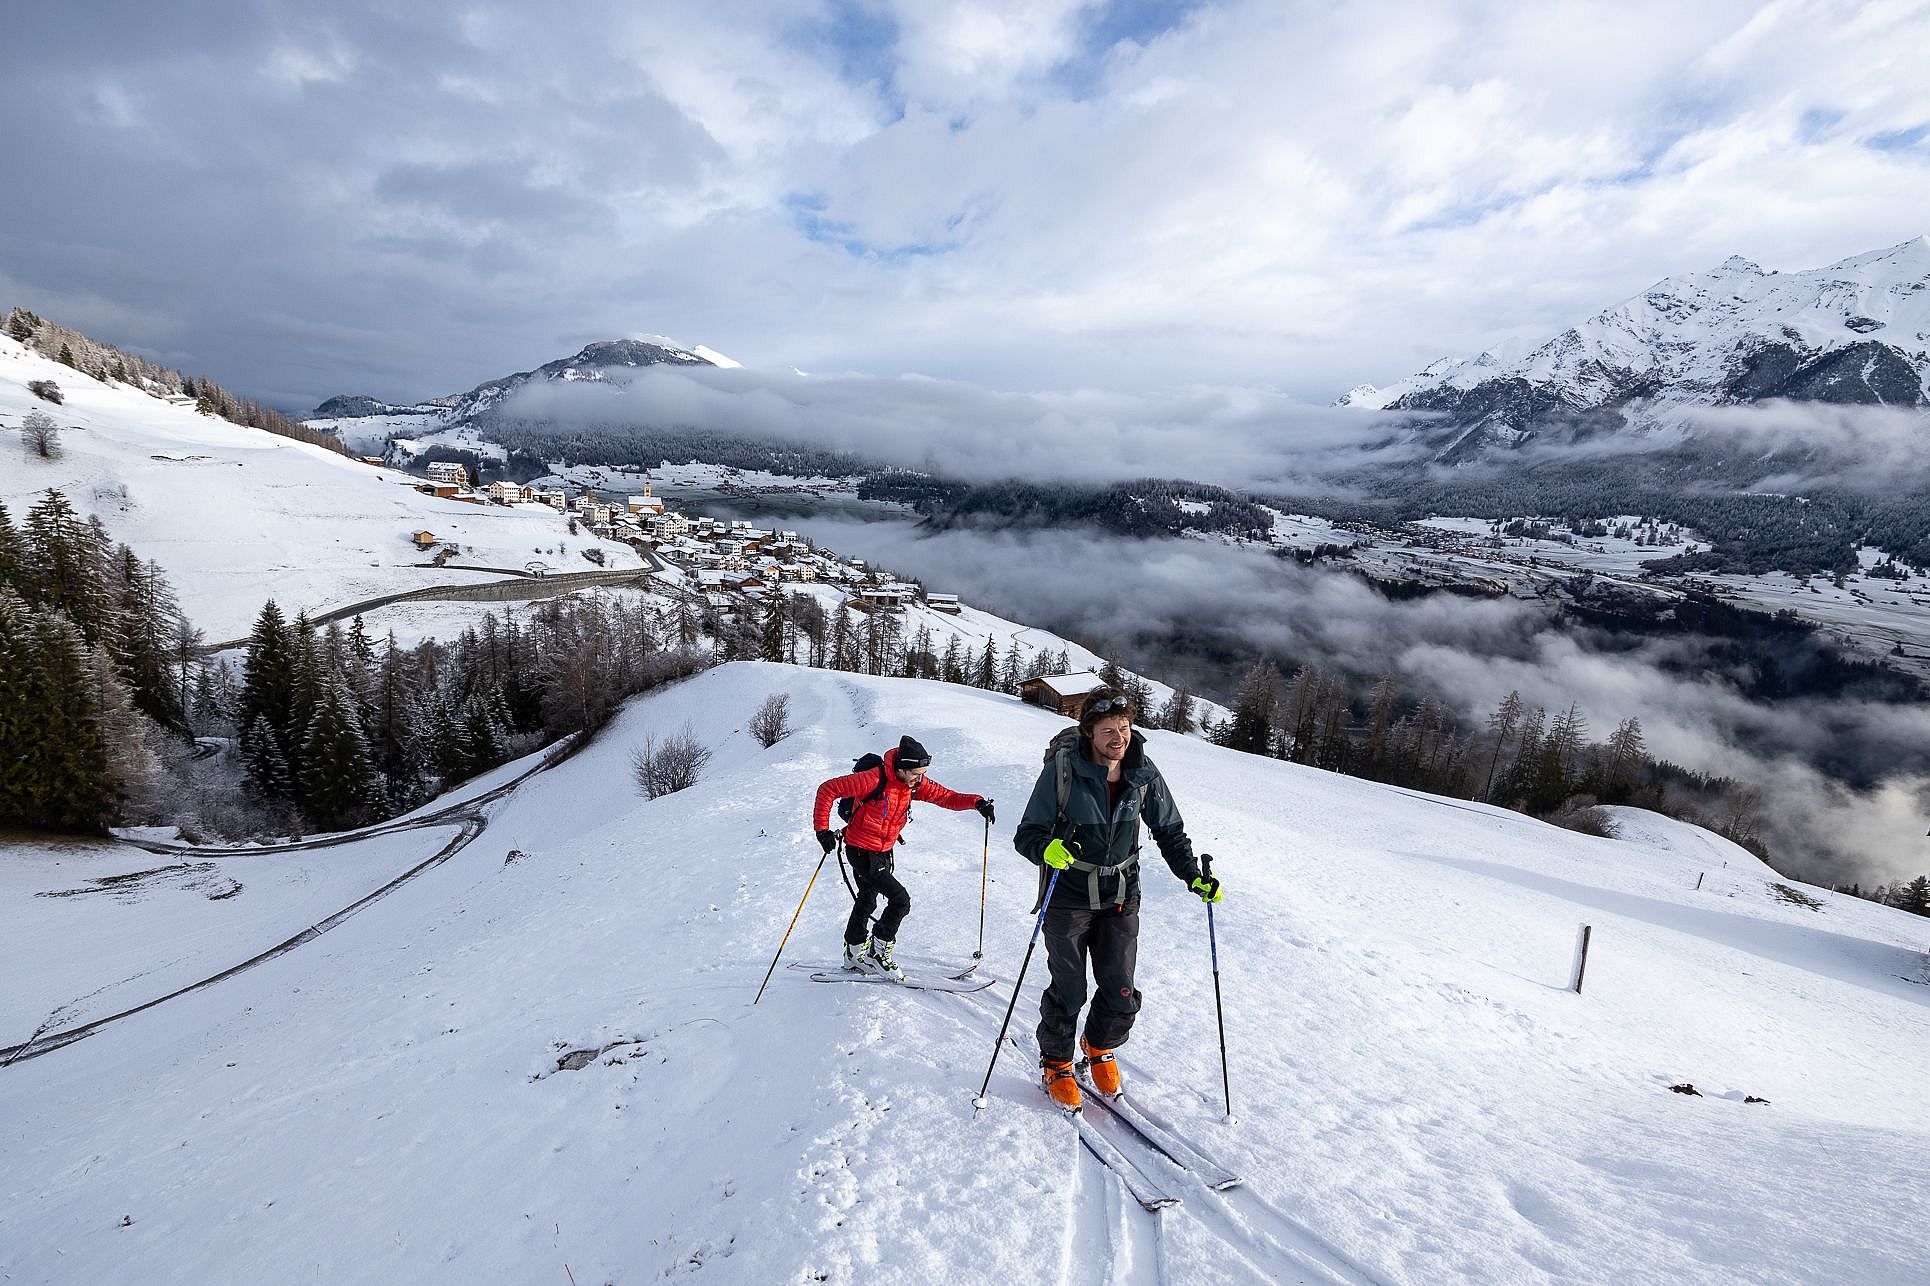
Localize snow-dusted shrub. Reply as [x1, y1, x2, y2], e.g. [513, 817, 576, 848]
[1549, 794, 1616, 839]
[631, 723, 711, 799]
[748, 692, 792, 748]
[26, 379, 62, 404]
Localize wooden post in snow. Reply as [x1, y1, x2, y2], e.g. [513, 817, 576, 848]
[1694, 872, 1705, 891]
[1571, 924, 1593, 995]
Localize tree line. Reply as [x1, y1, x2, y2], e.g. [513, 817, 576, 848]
[1202, 656, 1777, 859]
[0, 491, 195, 830]
[1832, 875, 1930, 918]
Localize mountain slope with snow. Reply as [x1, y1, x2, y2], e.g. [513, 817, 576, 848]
[0, 335, 647, 638]
[1345, 237, 1930, 459]
[3, 664, 1925, 1284]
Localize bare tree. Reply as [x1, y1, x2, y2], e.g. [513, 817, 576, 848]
[631, 723, 712, 799]
[748, 692, 792, 749]
[21, 410, 60, 458]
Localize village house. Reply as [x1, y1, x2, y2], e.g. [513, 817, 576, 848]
[414, 480, 460, 500]
[849, 584, 915, 613]
[411, 530, 437, 550]
[426, 461, 468, 487]
[926, 593, 961, 614]
[1019, 671, 1108, 719]
[485, 480, 534, 505]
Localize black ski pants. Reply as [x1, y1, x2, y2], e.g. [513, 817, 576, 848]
[844, 845, 911, 945]
[1037, 900, 1141, 1063]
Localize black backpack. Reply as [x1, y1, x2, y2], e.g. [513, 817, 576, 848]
[836, 753, 892, 824]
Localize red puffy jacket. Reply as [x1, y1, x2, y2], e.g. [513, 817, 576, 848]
[813, 747, 982, 851]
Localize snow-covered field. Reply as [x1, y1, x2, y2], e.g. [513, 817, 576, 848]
[5, 664, 1926, 1284]
[0, 337, 637, 639]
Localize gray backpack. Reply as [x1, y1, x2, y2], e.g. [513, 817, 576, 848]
[1035, 728, 1147, 912]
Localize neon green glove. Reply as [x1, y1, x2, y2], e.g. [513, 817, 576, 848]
[1189, 874, 1223, 903]
[1042, 838, 1079, 870]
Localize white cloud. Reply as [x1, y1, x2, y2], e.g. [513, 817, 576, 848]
[5, 1, 1930, 408]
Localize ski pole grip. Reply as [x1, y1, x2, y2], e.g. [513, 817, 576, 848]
[1201, 853, 1213, 879]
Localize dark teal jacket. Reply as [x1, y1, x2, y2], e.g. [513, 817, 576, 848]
[1013, 730, 1198, 910]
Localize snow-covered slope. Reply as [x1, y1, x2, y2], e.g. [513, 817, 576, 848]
[0, 335, 643, 639]
[1346, 237, 1930, 457]
[4, 664, 1925, 1284]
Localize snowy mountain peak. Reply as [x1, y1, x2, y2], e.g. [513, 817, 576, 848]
[427, 335, 732, 423]
[1352, 237, 1930, 458]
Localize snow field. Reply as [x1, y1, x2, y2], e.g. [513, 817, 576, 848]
[2, 664, 1927, 1283]
[0, 336, 639, 640]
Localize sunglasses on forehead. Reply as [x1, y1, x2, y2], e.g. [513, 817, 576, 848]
[1086, 696, 1132, 717]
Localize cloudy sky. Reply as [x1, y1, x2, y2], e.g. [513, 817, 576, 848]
[4, 0, 1929, 411]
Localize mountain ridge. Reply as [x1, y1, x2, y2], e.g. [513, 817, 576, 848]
[308, 335, 731, 426]
[1343, 236, 1930, 461]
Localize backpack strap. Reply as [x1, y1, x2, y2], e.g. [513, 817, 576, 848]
[1033, 748, 1142, 912]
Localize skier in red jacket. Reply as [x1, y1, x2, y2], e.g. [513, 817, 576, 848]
[812, 735, 994, 978]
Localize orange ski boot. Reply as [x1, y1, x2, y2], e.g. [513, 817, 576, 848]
[1041, 1058, 1083, 1111]
[1080, 1037, 1121, 1097]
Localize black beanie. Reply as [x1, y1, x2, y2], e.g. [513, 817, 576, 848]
[895, 735, 932, 769]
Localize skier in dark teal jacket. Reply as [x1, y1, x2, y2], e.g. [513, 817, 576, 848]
[1012, 687, 1222, 1109]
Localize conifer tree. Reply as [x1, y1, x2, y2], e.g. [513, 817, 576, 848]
[1603, 717, 1646, 801]
[760, 591, 787, 662]
[23, 491, 111, 639]
[1160, 688, 1197, 735]
[0, 590, 36, 824]
[1364, 672, 1399, 770]
[0, 501, 23, 591]
[25, 608, 115, 829]
[239, 601, 296, 782]
[1498, 706, 1546, 806]
[1000, 640, 1023, 692]
[975, 637, 997, 690]
[1225, 660, 1281, 755]
[302, 679, 377, 830]
[941, 634, 965, 684]
[1481, 690, 1524, 800]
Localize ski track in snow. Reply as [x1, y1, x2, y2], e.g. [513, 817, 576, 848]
[888, 980, 1369, 1286]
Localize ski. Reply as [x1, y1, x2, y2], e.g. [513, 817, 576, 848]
[807, 970, 995, 993]
[1074, 1064, 1242, 1190]
[1054, 1095, 1182, 1211]
[789, 954, 979, 980]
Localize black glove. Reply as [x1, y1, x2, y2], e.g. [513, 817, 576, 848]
[816, 829, 839, 853]
[975, 798, 995, 823]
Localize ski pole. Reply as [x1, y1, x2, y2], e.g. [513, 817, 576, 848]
[1202, 852, 1233, 1123]
[754, 842, 830, 1005]
[974, 866, 1062, 1109]
[974, 816, 990, 962]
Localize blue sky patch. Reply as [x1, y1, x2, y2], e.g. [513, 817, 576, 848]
[1865, 125, 1927, 153]
[784, 191, 956, 262]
